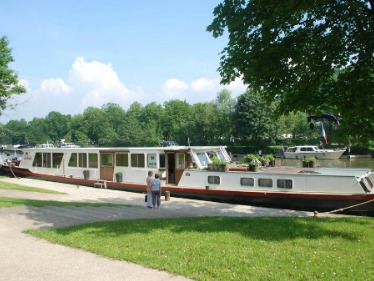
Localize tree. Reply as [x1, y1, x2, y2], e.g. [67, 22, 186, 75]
[162, 100, 193, 145]
[214, 89, 235, 144]
[4, 119, 28, 144]
[82, 107, 113, 145]
[207, 1, 374, 142]
[233, 91, 278, 149]
[69, 114, 91, 146]
[189, 102, 217, 145]
[44, 111, 72, 144]
[101, 103, 126, 146]
[0, 36, 26, 113]
[27, 118, 50, 145]
[139, 102, 164, 145]
[113, 102, 147, 146]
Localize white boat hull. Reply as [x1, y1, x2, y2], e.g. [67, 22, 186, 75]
[283, 150, 345, 160]
[283, 146, 346, 160]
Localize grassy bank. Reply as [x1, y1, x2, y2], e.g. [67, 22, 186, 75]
[0, 197, 131, 208]
[0, 179, 65, 194]
[26, 216, 374, 281]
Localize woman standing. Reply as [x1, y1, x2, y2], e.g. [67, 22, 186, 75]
[151, 173, 162, 209]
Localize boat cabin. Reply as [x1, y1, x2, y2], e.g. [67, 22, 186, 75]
[20, 146, 230, 185]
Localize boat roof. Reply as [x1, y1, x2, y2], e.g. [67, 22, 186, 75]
[20, 145, 226, 152]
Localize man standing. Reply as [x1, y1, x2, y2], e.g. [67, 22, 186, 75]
[146, 171, 153, 209]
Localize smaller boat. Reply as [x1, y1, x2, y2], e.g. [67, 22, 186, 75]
[36, 144, 55, 148]
[283, 145, 346, 160]
[60, 142, 80, 148]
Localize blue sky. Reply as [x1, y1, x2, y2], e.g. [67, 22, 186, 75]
[1, 0, 246, 122]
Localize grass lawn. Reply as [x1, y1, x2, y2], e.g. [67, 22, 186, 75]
[0, 197, 132, 208]
[0, 179, 65, 194]
[26, 216, 374, 281]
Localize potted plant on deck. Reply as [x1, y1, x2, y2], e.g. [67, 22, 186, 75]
[302, 157, 316, 168]
[249, 159, 260, 172]
[242, 154, 258, 171]
[83, 170, 90, 179]
[115, 171, 123, 182]
[266, 154, 276, 167]
[219, 161, 228, 172]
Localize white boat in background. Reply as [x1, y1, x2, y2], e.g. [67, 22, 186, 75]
[60, 142, 81, 148]
[283, 145, 346, 160]
[1, 145, 373, 216]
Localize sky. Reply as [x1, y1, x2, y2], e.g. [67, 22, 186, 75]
[0, 0, 247, 123]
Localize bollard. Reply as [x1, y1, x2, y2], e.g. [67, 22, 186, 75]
[164, 190, 171, 201]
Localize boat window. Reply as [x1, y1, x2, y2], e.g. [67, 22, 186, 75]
[208, 175, 220, 185]
[52, 153, 63, 168]
[101, 153, 113, 167]
[89, 153, 98, 168]
[196, 152, 209, 166]
[43, 153, 52, 168]
[131, 153, 145, 168]
[240, 177, 254, 186]
[216, 150, 225, 161]
[32, 152, 43, 167]
[159, 153, 165, 168]
[116, 153, 128, 167]
[176, 153, 186, 169]
[68, 153, 78, 167]
[79, 153, 88, 168]
[258, 178, 273, 188]
[277, 179, 293, 189]
[147, 153, 157, 168]
[365, 176, 373, 188]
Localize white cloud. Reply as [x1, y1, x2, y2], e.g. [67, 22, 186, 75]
[161, 78, 189, 99]
[1, 58, 248, 123]
[40, 78, 70, 95]
[159, 76, 247, 104]
[68, 57, 133, 110]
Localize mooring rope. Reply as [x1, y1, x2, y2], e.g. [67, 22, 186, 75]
[8, 163, 20, 179]
[324, 198, 374, 214]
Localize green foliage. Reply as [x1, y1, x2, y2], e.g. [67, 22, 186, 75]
[233, 90, 278, 149]
[162, 100, 193, 145]
[0, 36, 26, 112]
[302, 157, 316, 163]
[211, 155, 226, 165]
[45, 112, 72, 143]
[242, 154, 259, 165]
[0, 91, 363, 148]
[207, 0, 374, 143]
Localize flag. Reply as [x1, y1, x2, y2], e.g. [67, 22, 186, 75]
[321, 125, 328, 144]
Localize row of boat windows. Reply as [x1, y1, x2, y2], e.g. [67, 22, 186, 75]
[32, 152, 168, 169]
[208, 176, 293, 189]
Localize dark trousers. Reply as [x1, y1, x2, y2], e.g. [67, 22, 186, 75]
[151, 190, 161, 208]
